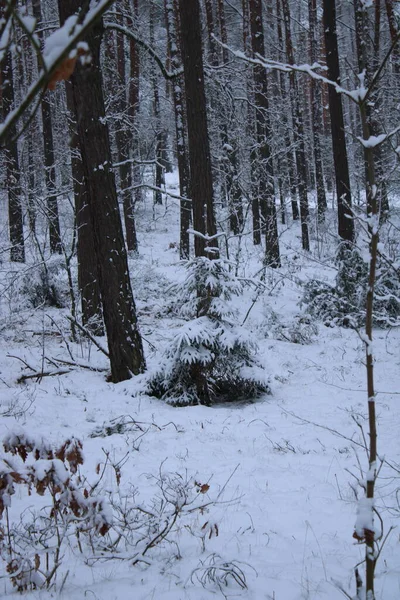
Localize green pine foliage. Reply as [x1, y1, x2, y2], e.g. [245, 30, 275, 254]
[147, 257, 270, 406]
[303, 244, 400, 328]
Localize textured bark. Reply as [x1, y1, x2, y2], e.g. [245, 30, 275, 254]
[65, 82, 104, 336]
[32, 0, 62, 255]
[281, 0, 310, 251]
[275, 0, 299, 221]
[204, 0, 219, 66]
[249, 0, 280, 266]
[127, 0, 141, 248]
[166, 0, 191, 258]
[1, 51, 25, 263]
[308, 0, 327, 222]
[150, 0, 164, 205]
[243, 0, 261, 244]
[59, 0, 145, 382]
[323, 0, 355, 243]
[178, 0, 218, 259]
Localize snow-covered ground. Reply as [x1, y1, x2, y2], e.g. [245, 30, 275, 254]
[0, 182, 399, 599]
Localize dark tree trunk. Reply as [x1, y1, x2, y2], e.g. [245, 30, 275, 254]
[249, 0, 280, 266]
[32, 0, 62, 255]
[309, 0, 327, 222]
[385, 0, 400, 73]
[59, 0, 145, 382]
[178, 0, 218, 259]
[281, 0, 310, 251]
[65, 82, 104, 336]
[204, 0, 219, 66]
[150, 0, 164, 205]
[127, 0, 141, 251]
[323, 0, 355, 243]
[1, 51, 25, 263]
[115, 3, 138, 252]
[243, 0, 261, 244]
[166, 0, 191, 259]
[354, 0, 389, 220]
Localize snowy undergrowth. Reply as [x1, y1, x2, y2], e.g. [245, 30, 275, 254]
[0, 191, 399, 599]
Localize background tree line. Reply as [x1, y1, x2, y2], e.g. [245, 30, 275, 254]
[1, 0, 399, 382]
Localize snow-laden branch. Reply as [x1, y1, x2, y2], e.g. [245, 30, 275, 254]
[0, 0, 115, 144]
[104, 22, 183, 80]
[213, 32, 400, 109]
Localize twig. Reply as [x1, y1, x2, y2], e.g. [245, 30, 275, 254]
[17, 370, 71, 384]
[67, 317, 109, 358]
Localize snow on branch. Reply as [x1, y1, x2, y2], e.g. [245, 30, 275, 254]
[0, 0, 115, 144]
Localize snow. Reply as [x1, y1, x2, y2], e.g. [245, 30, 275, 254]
[0, 176, 399, 599]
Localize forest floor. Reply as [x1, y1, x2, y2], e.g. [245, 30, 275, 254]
[0, 179, 399, 600]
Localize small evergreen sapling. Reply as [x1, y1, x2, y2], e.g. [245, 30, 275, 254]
[148, 256, 269, 405]
[302, 243, 400, 328]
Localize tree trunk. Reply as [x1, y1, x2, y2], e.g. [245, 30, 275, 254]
[281, 0, 310, 251]
[249, 0, 280, 266]
[115, 3, 138, 252]
[166, 0, 191, 259]
[150, 0, 164, 205]
[32, 0, 62, 255]
[59, 0, 145, 382]
[276, 0, 299, 221]
[308, 0, 327, 222]
[178, 0, 218, 259]
[323, 0, 355, 243]
[65, 82, 104, 336]
[1, 51, 25, 263]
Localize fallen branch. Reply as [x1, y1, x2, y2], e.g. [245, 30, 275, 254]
[66, 317, 109, 358]
[17, 369, 71, 384]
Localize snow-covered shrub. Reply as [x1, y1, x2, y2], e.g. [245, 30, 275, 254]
[271, 314, 319, 344]
[147, 257, 270, 405]
[20, 257, 69, 309]
[302, 244, 400, 328]
[0, 432, 111, 591]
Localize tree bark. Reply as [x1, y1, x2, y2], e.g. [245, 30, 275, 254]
[165, 0, 191, 258]
[249, 0, 280, 266]
[59, 0, 145, 382]
[65, 82, 104, 336]
[115, 3, 138, 252]
[281, 0, 310, 251]
[1, 50, 25, 263]
[323, 0, 355, 243]
[308, 0, 327, 222]
[178, 0, 218, 259]
[32, 0, 62, 255]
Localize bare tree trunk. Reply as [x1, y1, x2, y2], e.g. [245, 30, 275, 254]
[323, 0, 355, 244]
[249, 0, 280, 266]
[114, 3, 138, 252]
[276, 0, 299, 221]
[243, 0, 262, 244]
[165, 0, 191, 259]
[1, 51, 25, 263]
[178, 0, 218, 259]
[308, 0, 327, 222]
[127, 0, 141, 251]
[281, 0, 310, 251]
[150, 0, 164, 205]
[65, 82, 104, 336]
[32, 0, 62, 255]
[204, 0, 219, 66]
[59, 0, 145, 382]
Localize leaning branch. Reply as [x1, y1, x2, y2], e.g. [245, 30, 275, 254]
[0, 0, 116, 144]
[104, 22, 183, 80]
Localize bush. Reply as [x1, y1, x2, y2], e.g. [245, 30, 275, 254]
[302, 244, 400, 328]
[20, 257, 69, 309]
[147, 257, 270, 405]
[0, 432, 112, 591]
